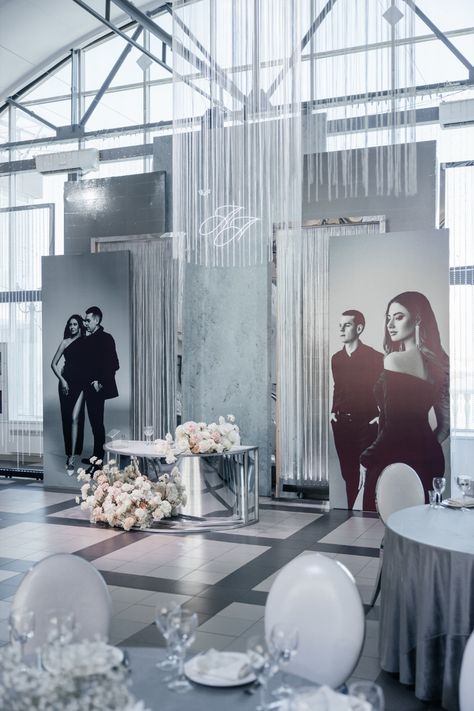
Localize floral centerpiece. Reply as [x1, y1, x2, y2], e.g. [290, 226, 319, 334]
[77, 460, 186, 531]
[155, 414, 241, 461]
[0, 641, 147, 711]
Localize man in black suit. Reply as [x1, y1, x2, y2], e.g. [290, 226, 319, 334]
[331, 310, 383, 509]
[82, 306, 119, 467]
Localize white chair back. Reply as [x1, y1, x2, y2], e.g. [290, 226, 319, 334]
[460, 630, 474, 711]
[12, 553, 111, 653]
[264, 553, 364, 688]
[376, 463, 425, 524]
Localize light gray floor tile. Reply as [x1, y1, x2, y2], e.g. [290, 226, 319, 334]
[351, 655, 382, 681]
[219, 603, 265, 621]
[198, 615, 256, 636]
[180, 570, 228, 585]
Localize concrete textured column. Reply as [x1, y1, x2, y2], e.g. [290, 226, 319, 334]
[182, 262, 272, 495]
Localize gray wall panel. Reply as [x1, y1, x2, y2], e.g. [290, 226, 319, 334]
[303, 140, 437, 230]
[64, 172, 166, 254]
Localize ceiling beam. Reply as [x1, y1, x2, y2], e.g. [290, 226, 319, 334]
[402, 0, 474, 81]
[6, 98, 57, 132]
[110, 0, 247, 105]
[80, 25, 143, 126]
[267, 0, 339, 99]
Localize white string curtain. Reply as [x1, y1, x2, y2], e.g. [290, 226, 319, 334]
[304, 0, 417, 200]
[0, 205, 52, 466]
[172, 0, 303, 267]
[276, 221, 381, 487]
[445, 166, 474, 478]
[95, 237, 177, 440]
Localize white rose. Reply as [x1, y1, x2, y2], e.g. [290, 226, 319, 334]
[160, 500, 172, 517]
[198, 439, 213, 453]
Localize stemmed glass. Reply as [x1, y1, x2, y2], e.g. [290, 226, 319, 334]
[144, 425, 154, 445]
[9, 610, 35, 661]
[348, 681, 385, 710]
[246, 636, 277, 711]
[154, 602, 180, 671]
[433, 477, 446, 506]
[268, 623, 299, 698]
[166, 609, 198, 693]
[457, 475, 472, 501]
[47, 610, 77, 646]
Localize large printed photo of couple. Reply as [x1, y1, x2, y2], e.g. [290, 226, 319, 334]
[42, 252, 131, 489]
[328, 229, 450, 511]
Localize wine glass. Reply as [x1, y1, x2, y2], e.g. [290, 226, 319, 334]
[432, 477, 446, 506]
[349, 681, 385, 710]
[154, 601, 180, 671]
[47, 610, 77, 646]
[268, 623, 298, 698]
[9, 610, 35, 661]
[167, 609, 198, 693]
[246, 635, 275, 711]
[457, 475, 472, 501]
[144, 425, 154, 445]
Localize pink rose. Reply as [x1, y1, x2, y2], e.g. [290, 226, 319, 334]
[123, 516, 136, 531]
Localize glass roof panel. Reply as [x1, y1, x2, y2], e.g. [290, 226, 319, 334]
[415, 0, 474, 33]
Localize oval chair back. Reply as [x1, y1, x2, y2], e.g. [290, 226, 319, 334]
[376, 463, 425, 524]
[11, 553, 111, 654]
[459, 629, 474, 711]
[264, 552, 365, 688]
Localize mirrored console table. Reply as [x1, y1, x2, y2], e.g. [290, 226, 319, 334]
[103, 441, 259, 532]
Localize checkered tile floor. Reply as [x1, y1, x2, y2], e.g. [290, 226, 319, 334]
[0, 478, 442, 710]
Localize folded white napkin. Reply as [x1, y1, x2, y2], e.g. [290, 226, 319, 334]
[194, 649, 251, 681]
[443, 497, 474, 508]
[288, 685, 372, 711]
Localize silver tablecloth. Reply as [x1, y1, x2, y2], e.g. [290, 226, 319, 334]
[380, 505, 474, 711]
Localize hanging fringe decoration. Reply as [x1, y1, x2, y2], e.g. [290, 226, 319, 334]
[172, 0, 302, 267]
[172, 0, 417, 267]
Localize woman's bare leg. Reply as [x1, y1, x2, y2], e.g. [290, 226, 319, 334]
[69, 392, 84, 464]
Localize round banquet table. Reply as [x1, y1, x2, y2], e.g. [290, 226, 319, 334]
[380, 504, 474, 711]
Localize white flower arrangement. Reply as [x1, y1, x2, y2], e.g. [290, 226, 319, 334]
[77, 460, 187, 531]
[0, 641, 148, 711]
[156, 414, 240, 460]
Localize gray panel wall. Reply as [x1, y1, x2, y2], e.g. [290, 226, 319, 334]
[64, 172, 166, 255]
[303, 140, 437, 231]
[153, 135, 172, 232]
[181, 263, 272, 496]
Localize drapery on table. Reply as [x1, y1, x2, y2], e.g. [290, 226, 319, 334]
[380, 504, 474, 711]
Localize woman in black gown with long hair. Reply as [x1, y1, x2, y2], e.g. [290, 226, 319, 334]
[51, 315, 86, 474]
[360, 291, 450, 511]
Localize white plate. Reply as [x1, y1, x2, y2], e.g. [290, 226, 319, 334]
[43, 643, 124, 677]
[184, 651, 256, 687]
[441, 498, 474, 509]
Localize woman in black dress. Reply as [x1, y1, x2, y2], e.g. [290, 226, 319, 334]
[361, 291, 449, 511]
[51, 315, 86, 474]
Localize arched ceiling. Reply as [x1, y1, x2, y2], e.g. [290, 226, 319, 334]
[0, 0, 168, 102]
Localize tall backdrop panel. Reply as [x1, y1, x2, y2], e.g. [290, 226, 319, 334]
[329, 230, 450, 511]
[182, 261, 272, 495]
[93, 235, 177, 440]
[42, 252, 131, 490]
